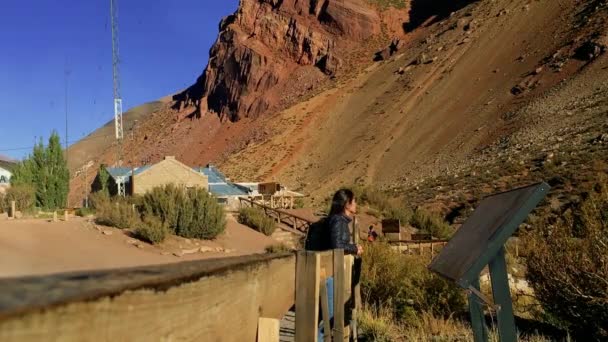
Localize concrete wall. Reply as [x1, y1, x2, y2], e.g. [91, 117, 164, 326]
[132, 156, 208, 195]
[0, 254, 296, 342]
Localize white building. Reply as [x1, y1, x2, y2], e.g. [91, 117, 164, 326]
[0, 166, 12, 193]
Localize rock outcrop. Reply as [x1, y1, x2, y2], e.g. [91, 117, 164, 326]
[174, 0, 401, 121]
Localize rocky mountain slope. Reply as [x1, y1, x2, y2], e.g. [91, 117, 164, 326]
[68, 0, 608, 206]
[172, 0, 408, 121]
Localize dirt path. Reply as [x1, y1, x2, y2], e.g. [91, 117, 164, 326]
[0, 216, 275, 278]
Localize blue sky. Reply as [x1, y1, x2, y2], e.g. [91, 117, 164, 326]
[0, 0, 238, 159]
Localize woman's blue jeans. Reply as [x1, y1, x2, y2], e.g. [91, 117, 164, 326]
[318, 276, 334, 341]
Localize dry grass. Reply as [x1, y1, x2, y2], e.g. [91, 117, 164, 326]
[359, 306, 560, 342]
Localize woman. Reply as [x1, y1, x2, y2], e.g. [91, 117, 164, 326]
[305, 189, 363, 340]
[305, 188, 363, 255]
[326, 189, 363, 255]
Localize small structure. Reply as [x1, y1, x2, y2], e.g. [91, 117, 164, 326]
[255, 182, 305, 209]
[381, 218, 411, 241]
[429, 182, 550, 342]
[0, 163, 14, 194]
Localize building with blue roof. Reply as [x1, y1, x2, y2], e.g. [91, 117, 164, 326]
[100, 157, 252, 207]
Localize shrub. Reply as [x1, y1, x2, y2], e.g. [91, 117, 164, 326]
[293, 197, 305, 209]
[89, 191, 110, 210]
[3, 184, 36, 212]
[238, 207, 276, 236]
[134, 215, 168, 244]
[141, 184, 184, 230]
[75, 207, 95, 217]
[361, 242, 466, 324]
[141, 184, 226, 240]
[383, 205, 412, 225]
[410, 209, 453, 239]
[176, 188, 226, 239]
[265, 243, 292, 254]
[358, 306, 400, 342]
[525, 177, 608, 339]
[95, 198, 139, 229]
[353, 186, 392, 212]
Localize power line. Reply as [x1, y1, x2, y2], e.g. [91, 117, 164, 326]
[0, 133, 117, 153]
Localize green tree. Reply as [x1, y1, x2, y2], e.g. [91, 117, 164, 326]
[91, 164, 111, 196]
[10, 132, 70, 209]
[46, 132, 69, 209]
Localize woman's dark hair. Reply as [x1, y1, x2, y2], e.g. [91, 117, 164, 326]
[329, 189, 355, 216]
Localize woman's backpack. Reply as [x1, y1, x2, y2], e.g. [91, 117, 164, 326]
[304, 217, 330, 251]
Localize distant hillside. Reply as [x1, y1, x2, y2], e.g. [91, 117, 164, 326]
[69, 0, 608, 207]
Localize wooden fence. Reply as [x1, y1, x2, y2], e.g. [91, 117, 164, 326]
[239, 197, 313, 233]
[295, 250, 360, 342]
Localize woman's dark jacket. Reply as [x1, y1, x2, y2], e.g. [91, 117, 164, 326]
[305, 214, 357, 255]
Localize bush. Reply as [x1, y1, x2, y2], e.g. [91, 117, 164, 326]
[358, 306, 400, 342]
[3, 184, 36, 212]
[238, 207, 276, 236]
[89, 191, 110, 210]
[361, 242, 466, 324]
[525, 178, 608, 339]
[134, 215, 168, 244]
[95, 198, 139, 229]
[75, 207, 95, 217]
[141, 184, 226, 240]
[265, 243, 292, 254]
[293, 197, 305, 209]
[353, 186, 392, 212]
[383, 205, 412, 225]
[410, 209, 453, 239]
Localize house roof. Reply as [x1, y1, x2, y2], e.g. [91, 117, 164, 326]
[0, 160, 16, 173]
[197, 165, 249, 197]
[105, 167, 132, 179]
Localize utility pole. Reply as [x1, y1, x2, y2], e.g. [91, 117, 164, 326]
[65, 61, 71, 208]
[110, 0, 124, 158]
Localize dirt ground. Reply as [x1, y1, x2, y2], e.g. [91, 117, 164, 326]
[0, 215, 275, 278]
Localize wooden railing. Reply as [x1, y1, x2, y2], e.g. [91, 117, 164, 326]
[0, 254, 296, 341]
[239, 197, 313, 234]
[295, 250, 361, 342]
[388, 239, 450, 259]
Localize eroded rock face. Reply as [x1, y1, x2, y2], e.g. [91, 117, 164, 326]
[174, 0, 385, 121]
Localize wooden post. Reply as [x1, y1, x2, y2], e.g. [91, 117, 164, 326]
[64, 210, 69, 221]
[53, 211, 58, 222]
[333, 250, 345, 342]
[10, 201, 16, 219]
[290, 196, 294, 209]
[296, 251, 320, 342]
[489, 247, 517, 342]
[258, 318, 280, 342]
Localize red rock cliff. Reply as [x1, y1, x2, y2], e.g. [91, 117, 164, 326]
[173, 0, 400, 121]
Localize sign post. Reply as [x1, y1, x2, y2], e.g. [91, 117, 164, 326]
[429, 183, 550, 342]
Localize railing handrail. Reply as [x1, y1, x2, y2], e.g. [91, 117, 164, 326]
[239, 197, 315, 224]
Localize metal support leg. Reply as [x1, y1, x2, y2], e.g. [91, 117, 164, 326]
[489, 247, 517, 342]
[468, 277, 489, 342]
